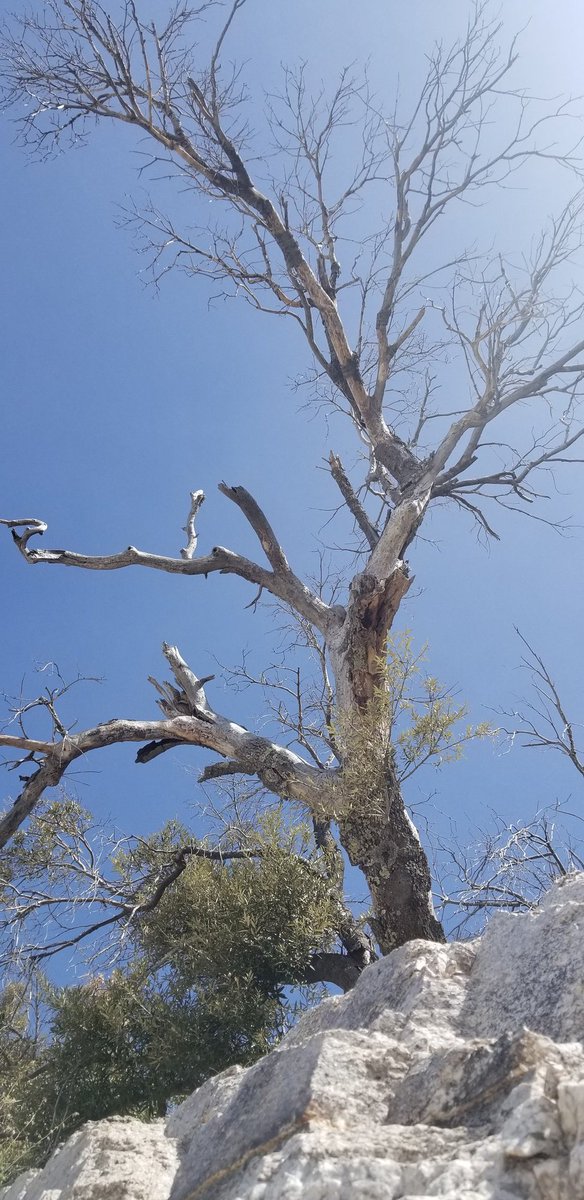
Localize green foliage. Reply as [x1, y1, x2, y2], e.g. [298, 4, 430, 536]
[0, 795, 93, 884]
[0, 968, 286, 1186]
[0, 982, 43, 1184]
[132, 818, 336, 991]
[387, 632, 493, 781]
[330, 680, 392, 820]
[328, 631, 493, 817]
[0, 811, 336, 1185]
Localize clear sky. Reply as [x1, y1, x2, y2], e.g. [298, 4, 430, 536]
[2, 0, 584, 939]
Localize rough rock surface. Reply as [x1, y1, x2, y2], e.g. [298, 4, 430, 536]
[2, 1118, 178, 1200]
[4, 874, 584, 1199]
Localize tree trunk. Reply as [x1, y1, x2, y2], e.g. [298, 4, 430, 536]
[339, 764, 445, 955]
[331, 568, 445, 955]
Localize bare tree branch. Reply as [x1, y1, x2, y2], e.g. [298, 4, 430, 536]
[437, 804, 584, 937]
[328, 453, 379, 550]
[3, 482, 341, 640]
[181, 488, 205, 559]
[0, 644, 340, 850]
[502, 632, 584, 779]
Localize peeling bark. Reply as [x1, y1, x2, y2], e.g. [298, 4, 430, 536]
[343, 569, 412, 708]
[0, 705, 339, 851]
[339, 766, 445, 955]
[330, 566, 444, 953]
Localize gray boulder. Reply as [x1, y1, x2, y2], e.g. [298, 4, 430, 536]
[5, 873, 584, 1199]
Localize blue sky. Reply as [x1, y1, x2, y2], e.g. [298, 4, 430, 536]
[2, 0, 584, 932]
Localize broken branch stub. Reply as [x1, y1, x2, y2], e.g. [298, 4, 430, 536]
[181, 490, 205, 560]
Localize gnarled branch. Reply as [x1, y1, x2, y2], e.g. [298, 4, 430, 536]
[2, 480, 343, 639]
[0, 645, 339, 850]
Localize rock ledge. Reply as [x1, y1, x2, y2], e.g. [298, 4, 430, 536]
[5, 874, 584, 1200]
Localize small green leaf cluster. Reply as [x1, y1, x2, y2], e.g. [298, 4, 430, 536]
[330, 682, 392, 820]
[387, 632, 493, 781]
[329, 631, 492, 817]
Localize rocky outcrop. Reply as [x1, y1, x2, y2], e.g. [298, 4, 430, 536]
[5, 874, 584, 1199]
[2, 1119, 178, 1200]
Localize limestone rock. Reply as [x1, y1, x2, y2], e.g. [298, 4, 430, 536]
[1, 1117, 177, 1200]
[5, 873, 584, 1200]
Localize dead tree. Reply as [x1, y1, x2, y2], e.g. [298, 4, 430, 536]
[2, 1, 584, 971]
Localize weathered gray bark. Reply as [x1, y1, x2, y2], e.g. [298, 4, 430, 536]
[328, 565, 445, 954]
[0, 687, 338, 853]
[339, 769, 445, 955]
